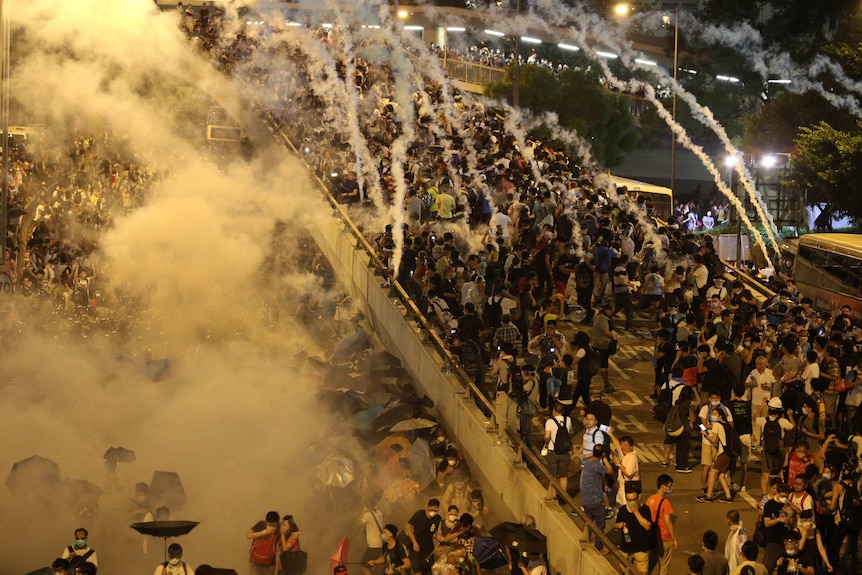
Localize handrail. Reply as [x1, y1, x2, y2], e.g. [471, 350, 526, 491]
[263, 111, 640, 575]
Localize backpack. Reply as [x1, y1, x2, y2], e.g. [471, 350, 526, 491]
[483, 295, 504, 328]
[762, 418, 784, 455]
[663, 402, 685, 436]
[508, 369, 525, 399]
[592, 427, 613, 457]
[840, 482, 862, 528]
[553, 416, 572, 454]
[721, 421, 742, 459]
[67, 549, 95, 574]
[654, 381, 683, 423]
[249, 532, 278, 565]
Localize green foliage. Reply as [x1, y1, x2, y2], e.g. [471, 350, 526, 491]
[789, 122, 862, 216]
[484, 65, 639, 167]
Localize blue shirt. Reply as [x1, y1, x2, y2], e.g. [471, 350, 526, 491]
[580, 458, 607, 506]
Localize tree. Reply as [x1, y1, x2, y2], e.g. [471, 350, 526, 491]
[485, 65, 640, 167]
[788, 121, 862, 218]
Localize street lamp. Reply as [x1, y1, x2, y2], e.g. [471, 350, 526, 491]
[614, 3, 630, 16]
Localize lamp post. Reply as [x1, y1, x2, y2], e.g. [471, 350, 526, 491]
[670, 7, 679, 195]
[513, 0, 521, 108]
[0, 0, 9, 276]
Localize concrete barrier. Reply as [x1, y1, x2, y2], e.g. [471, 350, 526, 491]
[306, 199, 624, 575]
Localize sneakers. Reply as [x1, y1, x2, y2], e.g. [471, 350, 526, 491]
[661, 461, 670, 467]
[675, 467, 692, 473]
[740, 486, 747, 493]
[719, 497, 734, 503]
[604, 384, 617, 393]
[599, 547, 611, 556]
[605, 507, 615, 519]
[696, 495, 712, 502]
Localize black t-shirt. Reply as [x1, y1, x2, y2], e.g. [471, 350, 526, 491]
[383, 541, 410, 569]
[616, 504, 651, 553]
[586, 400, 612, 427]
[408, 510, 442, 552]
[775, 552, 812, 575]
[763, 499, 790, 544]
[550, 367, 574, 402]
[728, 399, 753, 436]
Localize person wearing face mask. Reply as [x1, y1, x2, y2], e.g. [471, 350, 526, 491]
[154, 543, 195, 575]
[406, 499, 442, 575]
[646, 474, 677, 575]
[61, 528, 98, 571]
[367, 525, 411, 575]
[795, 510, 832, 574]
[763, 483, 794, 573]
[614, 489, 651, 575]
[813, 465, 837, 545]
[698, 391, 733, 494]
[772, 533, 814, 575]
[435, 505, 462, 546]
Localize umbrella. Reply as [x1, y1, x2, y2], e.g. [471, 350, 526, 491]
[489, 522, 547, 555]
[314, 454, 355, 488]
[132, 520, 199, 562]
[103, 446, 136, 472]
[375, 436, 413, 455]
[406, 438, 436, 491]
[6, 455, 61, 496]
[371, 403, 419, 431]
[352, 405, 384, 431]
[472, 537, 510, 570]
[390, 418, 438, 432]
[329, 536, 350, 573]
[332, 330, 371, 361]
[358, 351, 401, 372]
[150, 471, 186, 512]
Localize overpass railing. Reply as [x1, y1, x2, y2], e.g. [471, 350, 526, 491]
[263, 110, 639, 575]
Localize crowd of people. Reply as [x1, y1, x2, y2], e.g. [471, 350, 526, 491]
[13, 5, 858, 575]
[170, 7, 862, 575]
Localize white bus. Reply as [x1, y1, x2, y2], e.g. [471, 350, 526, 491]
[790, 233, 862, 316]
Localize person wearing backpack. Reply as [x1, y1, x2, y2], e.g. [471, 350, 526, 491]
[542, 402, 573, 503]
[153, 543, 194, 575]
[827, 469, 862, 574]
[698, 391, 735, 494]
[580, 444, 614, 555]
[60, 528, 98, 571]
[757, 398, 794, 496]
[491, 346, 517, 445]
[247, 511, 280, 575]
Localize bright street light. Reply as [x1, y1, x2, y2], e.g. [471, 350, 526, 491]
[397, 10, 408, 18]
[761, 155, 777, 169]
[724, 155, 738, 168]
[614, 3, 630, 16]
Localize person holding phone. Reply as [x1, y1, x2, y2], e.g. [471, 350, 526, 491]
[610, 433, 641, 508]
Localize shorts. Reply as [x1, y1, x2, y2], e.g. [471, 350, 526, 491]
[628, 550, 649, 574]
[663, 433, 677, 446]
[764, 451, 784, 475]
[596, 347, 610, 368]
[712, 453, 732, 473]
[546, 450, 571, 478]
[739, 434, 751, 464]
[701, 442, 717, 466]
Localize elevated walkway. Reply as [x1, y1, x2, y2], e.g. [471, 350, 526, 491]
[261, 114, 638, 575]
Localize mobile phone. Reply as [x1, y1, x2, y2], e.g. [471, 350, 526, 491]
[450, 328, 457, 334]
[698, 423, 707, 431]
[549, 347, 556, 353]
[497, 345, 502, 352]
[599, 424, 610, 433]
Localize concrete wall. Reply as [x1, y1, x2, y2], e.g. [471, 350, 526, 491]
[306, 203, 622, 575]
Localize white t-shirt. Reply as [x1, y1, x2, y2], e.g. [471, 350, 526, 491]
[801, 363, 820, 395]
[490, 212, 511, 239]
[361, 509, 384, 548]
[788, 491, 813, 513]
[545, 415, 573, 451]
[748, 368, 777, 406]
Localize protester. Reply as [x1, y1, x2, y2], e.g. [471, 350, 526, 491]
[153, 543, 195, 575]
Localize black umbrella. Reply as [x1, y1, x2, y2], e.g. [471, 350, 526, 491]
[489, 522, 547, 555]
[358, 351, 401, 372]
[472, 537, 509, 570]
[131, 520, 199, 562]
[6, 455, 61, 497]
[103, 447, 136, 472]
[150, 471, 186, 512]
[371, 402, 420, 432]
